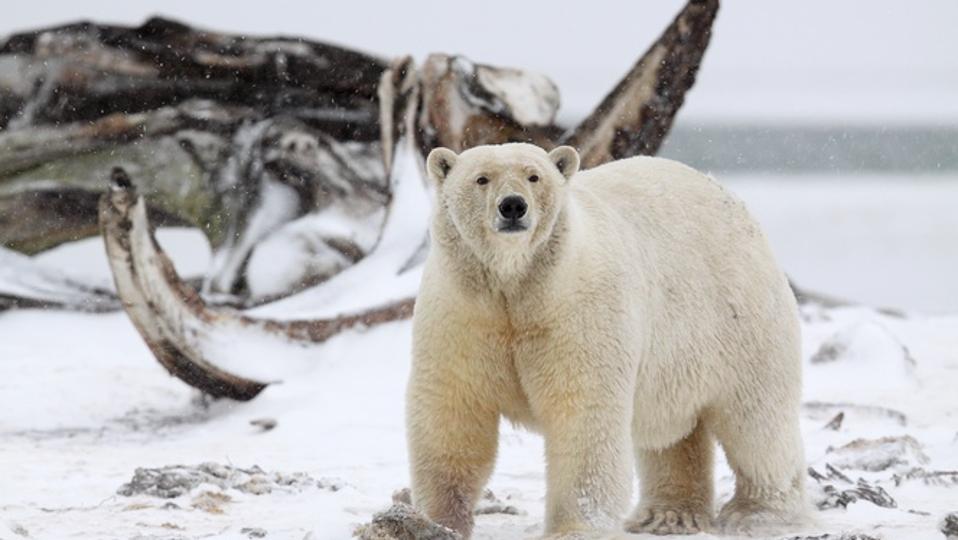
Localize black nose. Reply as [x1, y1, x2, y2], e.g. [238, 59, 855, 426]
[498, 196, 528, 220]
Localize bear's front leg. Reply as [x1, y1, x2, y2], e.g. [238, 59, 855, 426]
[529, 364, 634, 535]
[407, 374, 499, 538]
[541, 399, 632, 535]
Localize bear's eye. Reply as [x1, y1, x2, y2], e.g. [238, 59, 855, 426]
[528, 174, 539, 183]
[476, 176, 489, 185]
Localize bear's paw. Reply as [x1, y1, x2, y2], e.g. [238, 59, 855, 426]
[624, 503, 711, 535]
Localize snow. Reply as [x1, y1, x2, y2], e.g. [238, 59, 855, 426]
[34, 227, 212, 289]
[2, 285, 957, 539]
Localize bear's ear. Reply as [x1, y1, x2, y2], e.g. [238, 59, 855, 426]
[426, 147, 458, 184]
[548, 146, 580, 181]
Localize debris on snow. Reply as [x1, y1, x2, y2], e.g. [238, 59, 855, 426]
[391, 488, 412, 505]
[892, 468, 958, 487]
[803, 401, 908, 428]
[385, 488, 523, 517]
[810, 320, 916, 370]
[809, 465, 897, 510]
[473, 490, 524, 516]
[826, 435, 930, 472]
[808, 464, 853, 484]
[824, 412, 845, 431]
[817, 480, 897, 511]
[190, 491, 231, 514]
[0, 522, 30, 538]
[941, 512, 958, 539]
[117, 464, 330, 499]
[250, 418, 278, 432]
[353, 503, 461, 540]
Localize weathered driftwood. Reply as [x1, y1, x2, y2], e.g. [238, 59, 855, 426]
[99, 168, 414, 399]
[3, 1, 719, 307]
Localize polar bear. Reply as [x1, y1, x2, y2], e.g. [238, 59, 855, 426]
[406, 143, 805, 538]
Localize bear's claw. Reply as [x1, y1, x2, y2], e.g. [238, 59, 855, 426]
[624, 505, 710, 535]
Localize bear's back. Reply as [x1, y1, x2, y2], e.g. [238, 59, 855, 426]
[565, 154, 788, 348]
[569, 156, 754, 256]
[572, 156, 734, 219]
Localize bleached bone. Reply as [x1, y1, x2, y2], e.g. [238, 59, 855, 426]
[99, 168, 413, 400]
[563, 0, 719, 169]
[6, 1, 719, 304]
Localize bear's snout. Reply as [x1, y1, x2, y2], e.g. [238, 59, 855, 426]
[498, 195, 528, 221]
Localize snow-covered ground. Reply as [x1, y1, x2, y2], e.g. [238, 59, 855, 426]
[2, 166, 957, 539]
[1, 281, 956, 539]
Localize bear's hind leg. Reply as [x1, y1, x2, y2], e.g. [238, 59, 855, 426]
[713, 401, 806, 535]
[625, 419, 713, 535]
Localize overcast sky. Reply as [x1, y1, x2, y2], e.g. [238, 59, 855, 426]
[2, 1, 957, 123]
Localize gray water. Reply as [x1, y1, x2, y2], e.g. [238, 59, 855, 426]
[659, 125, 958, 173]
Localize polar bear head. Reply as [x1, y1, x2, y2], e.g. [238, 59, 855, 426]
[425, 143, 579, 278]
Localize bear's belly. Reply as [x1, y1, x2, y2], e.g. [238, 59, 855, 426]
[631, 406, 699, 450]
[631, 363, 706, 450]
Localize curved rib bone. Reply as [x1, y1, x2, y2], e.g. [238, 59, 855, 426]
[99, 168, 414, 400]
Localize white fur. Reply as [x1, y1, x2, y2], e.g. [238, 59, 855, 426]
[407, 143, 805, 538]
